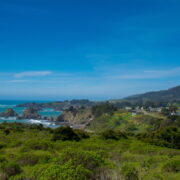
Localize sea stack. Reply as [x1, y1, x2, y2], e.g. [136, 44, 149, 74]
[1, 108, 18, 117]
[22, 108, 41, 119]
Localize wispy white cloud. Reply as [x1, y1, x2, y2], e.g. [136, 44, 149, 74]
[7, 80, 31, 83]
[1, 67, 180, 83]
[0, 80, 31, 83]
[107, 67, 180, 80]
[144, 67, 180, 77]
[14, 71, 52, 78]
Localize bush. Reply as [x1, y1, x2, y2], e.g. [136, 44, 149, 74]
[24, 140, 53, 150]
[126, 124, 138, 132]
[74, 129, 90, 139]
[0, 156, 7, 163]
[17, 152, 53, 166]
[31, 149, 110, 180]
[9, 174, 25, 180]
[9, 140, 22, 148]
[0, 142, 6, 149]
[52, 127, 80, 141]
[0, 162, 22, 178]
[138, 126, 180, 149]
[162, 159, 180, 172]
[3, 128, 10, 135]
[32, 161, 91, 180]
[121, 163, 139, 180]
[17, 153, 39, 166]
[59, 149, 106, 170]
[101, 129, 127, 140]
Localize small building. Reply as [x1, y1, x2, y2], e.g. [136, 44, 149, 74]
[125, 107, 132, 110]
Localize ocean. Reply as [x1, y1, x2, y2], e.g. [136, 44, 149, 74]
[0, 100, 62, 128]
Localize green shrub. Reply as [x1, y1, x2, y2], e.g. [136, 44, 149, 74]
[17, 152, 53, 166]
[0, 142, 6, 149]
[52, 127, 80, 141]
[9, 174, 25, 180]
[139, 126, 180, 149]
[24, 140, 53, 150]
[32, 161, 91, 180]
[59, 149, 110, 179]
[32, 149, 109, 180]
[74, 129, 90, 139]
[162, 159, 180, 172]
[3, 128, 10, 135]
[0, 162, 22, 178]
[17, 153, 39, 166]
[126, 124, 138, 132]
[9, 140, 23, 148]
[0, 156, 7, 163]
[59, 149, 106, 170]
[121, 163, 139, 180]
[101, 129, 127, 140]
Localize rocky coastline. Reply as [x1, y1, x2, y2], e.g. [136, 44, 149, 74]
[0, 108, 49, 121]
[0, 106, 93, 129]
[16, 99, 102, 111]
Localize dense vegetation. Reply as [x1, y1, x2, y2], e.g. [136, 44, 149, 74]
[0, 122, 180, 180]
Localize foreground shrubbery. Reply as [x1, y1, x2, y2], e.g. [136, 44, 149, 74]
[0, 162, 22, 179]
[52, 126, 81, 141]
[120, 163, 139, 180]
[137, 126, 180, 149]
[101, 129, 127, 140]
[31, 149, 110, 180]
[162, 159, 180, 173]
[52, 127, 90, 141]
[0, 122, 180, 180]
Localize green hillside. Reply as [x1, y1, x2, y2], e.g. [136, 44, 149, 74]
[124, 86, 180, 103]
[0, 123, 180, 180]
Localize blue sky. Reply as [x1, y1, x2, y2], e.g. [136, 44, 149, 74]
[0, 0, 180, 100]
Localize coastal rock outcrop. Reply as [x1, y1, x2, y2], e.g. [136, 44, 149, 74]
[56, 107, 94, 127]
[1, 108, 18, 117]
[22, 108, 41, 119]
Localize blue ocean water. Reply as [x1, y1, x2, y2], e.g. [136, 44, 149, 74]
[0, 100, 61, 128]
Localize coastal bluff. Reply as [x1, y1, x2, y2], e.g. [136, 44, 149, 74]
[56, 107, 94, 127]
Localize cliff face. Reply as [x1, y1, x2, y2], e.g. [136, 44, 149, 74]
[56, 108, 94, 126]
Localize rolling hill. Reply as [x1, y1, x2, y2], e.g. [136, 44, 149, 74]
[124, 85, 180, 103]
